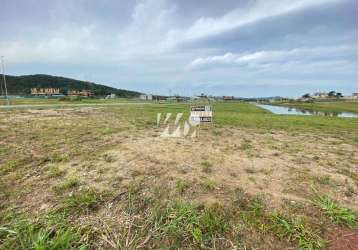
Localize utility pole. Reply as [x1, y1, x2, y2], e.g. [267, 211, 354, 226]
[1, 56, 9, 105]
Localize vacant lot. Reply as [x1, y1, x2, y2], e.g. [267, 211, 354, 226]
[0, 102, 357, 249]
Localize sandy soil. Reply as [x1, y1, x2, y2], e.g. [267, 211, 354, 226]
[13, 123, 357, 214]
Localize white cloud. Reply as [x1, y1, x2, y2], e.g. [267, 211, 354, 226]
[166, 0, 343, 46]
[0, 0, 345, 65]
[189, 45, 358, 68]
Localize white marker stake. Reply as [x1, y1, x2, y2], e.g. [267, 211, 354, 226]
[163, 113, 172, 124]
[171, 125, 181, 137]
[191, 130, 197, 138]
[156, 113, 161, 126]
[160, 125, 170, 137]
[183, 121, 190, 136]
[174, 113, 183, 125]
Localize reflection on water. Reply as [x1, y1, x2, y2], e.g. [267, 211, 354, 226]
[256, 104, 358, 118]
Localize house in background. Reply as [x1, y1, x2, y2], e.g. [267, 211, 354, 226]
[139, 94, 153, 100]
[223, 96, 234, 101]
[192, 94, 208, 101]
[68, 90, 94, 97]
[312, 92, 328, 99]
[31, 88, 60, 96]
[105, 93, 117, 99]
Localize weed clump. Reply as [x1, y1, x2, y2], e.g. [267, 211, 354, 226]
[312, 192, 358, 229]
[61, 189, 101, 213]
[239, 197, 325, 249]
[0, 213, 86, 249]
[239, 139, 252, 150]
[175, 180, 189, 194]
[0, 160, 17, 175]
[47, 164, 65, 178]
[200, 178, 217, 191]
[152, 201, 230, 248]
[270, 214, 326, 249]
[53, 176, 80, 193]
[200, 160, 213, 173]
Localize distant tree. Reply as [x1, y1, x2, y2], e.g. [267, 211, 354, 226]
[302, 93, 310, 99]
[328, 91, 336, 97]
[336, 92, 343, 98]
[5, 74, 141, 97]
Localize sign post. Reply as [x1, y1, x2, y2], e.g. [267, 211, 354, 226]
[190, 105, 213, 137]
[190, 105, 213, 123]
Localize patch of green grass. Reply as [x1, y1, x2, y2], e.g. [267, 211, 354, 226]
[212, 130, 223, 136]
[53, 176, 80, 193]
[155, 201, 200, 244]
[50, 153, 70, 163]
[200, 160, 213, 173]
[175, 180, 190, 194]
[270, 214, 325, 249]
[200, 178, 217, 191]
[61, 189, 100, 213]
[0, 213, 87, 249]
[239, 197, 325, 249]
[47, 164, 65, 178]
[152, 201, 230, 247]
[239, 198, 265, 226]
[239, 140, 252, 150]
[100, 127, 116, 135]
[312, 192, 358, 229]
[248, 176, 256, 183]
[0, 160, 18, 175]
[313, 175, 333, 186]
[199, 203, 229, 239]
[125, 184, 152, 215]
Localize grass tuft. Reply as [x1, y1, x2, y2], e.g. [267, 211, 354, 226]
[0, 160, 18, 175]
[270, 214, 325, 249]
[175, 180, 189, 194]
[47, 164, 65, 178]
[312, 191, 358, 229]
[53, 176, 80, 193]
[61, 189, 100, 213]
[200, 160, 213, 173]
[200, 178, 217, 191]
[152, 201, 230, 247]
[0, 213, 87, 249]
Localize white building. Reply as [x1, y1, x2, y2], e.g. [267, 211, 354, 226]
[139, 94, 153, 100]
[312, 92, 328, 99]
[105, 93, 117, 99]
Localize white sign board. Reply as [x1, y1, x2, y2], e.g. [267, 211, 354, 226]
[190, 106, 212, 124]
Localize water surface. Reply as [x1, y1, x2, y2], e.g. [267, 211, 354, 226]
[256, 104, 358, 118]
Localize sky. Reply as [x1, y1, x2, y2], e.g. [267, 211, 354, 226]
[0, 0, 357, 97]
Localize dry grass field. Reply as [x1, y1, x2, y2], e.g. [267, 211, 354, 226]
[0, 102, 357, 249]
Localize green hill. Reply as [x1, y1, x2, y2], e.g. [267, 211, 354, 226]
[2, 74, 141, 97]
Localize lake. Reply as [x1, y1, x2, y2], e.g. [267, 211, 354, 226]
[256, 104, 358, 118]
